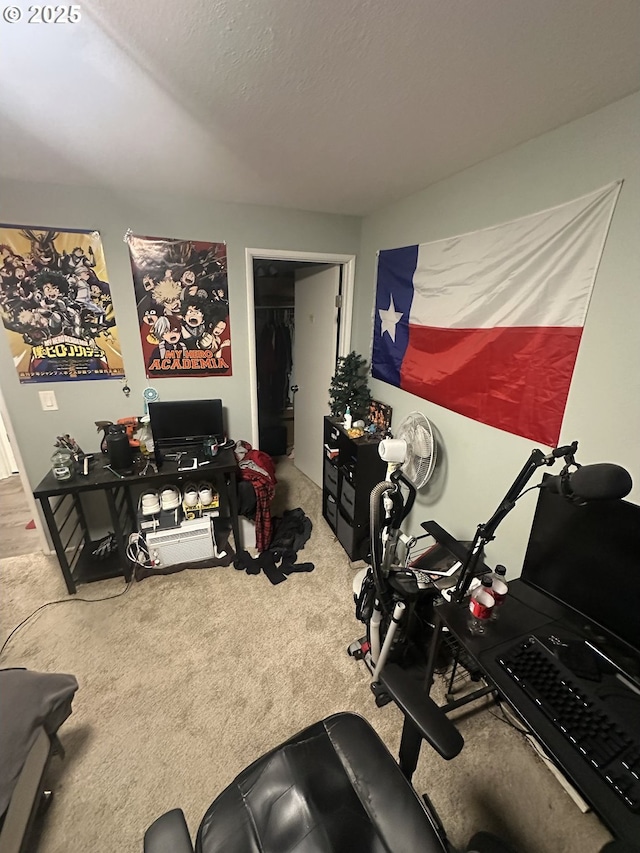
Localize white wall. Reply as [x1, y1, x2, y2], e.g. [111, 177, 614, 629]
[0, 180, 361, 494]
[352, 92, 640, 575]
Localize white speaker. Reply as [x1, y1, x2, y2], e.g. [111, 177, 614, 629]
[378, 438, 407, 463]
[145, 518, 215, 566]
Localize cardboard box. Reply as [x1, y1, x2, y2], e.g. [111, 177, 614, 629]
[182, 493, 220, 521]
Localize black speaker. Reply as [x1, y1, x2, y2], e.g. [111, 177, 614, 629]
[106, 425, 134, 472]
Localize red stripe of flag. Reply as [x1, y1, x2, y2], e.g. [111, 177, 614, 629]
[400, 325, 583, 445]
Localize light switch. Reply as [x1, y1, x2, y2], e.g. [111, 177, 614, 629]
[39, 390, 58, 411]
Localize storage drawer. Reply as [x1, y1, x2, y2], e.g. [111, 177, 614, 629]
[339, 478, 356, 520]
[325, 493, 337, 529]
[327, 424, 341, 444]
[336, 510, 356, 558]
[323, 458, 339, 496]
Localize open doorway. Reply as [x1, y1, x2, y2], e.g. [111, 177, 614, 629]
[0, 388, 49, 556]
[245, 249, 356, 488]
[252, 259, 331, 458]
[0, 408, 18, 479]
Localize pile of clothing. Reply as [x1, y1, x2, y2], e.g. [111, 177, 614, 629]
[234, 507, 314, 584]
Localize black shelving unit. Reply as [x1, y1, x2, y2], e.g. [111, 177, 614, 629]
[33, 449, 240, 593]
[73, 540, 129, 584]
[322, 416, 386, 561]
[34, 477, 135, 592]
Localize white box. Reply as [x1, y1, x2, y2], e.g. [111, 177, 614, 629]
[239, 516, 256, 549]
[145, 517, 215, 567]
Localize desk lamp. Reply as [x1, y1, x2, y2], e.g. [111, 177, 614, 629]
[452, 442, 633, 603]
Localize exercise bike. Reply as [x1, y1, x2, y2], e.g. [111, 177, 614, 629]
[349, 466, 444, 705]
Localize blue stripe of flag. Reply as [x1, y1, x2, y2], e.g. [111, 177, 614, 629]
[371, 245, 418, 388]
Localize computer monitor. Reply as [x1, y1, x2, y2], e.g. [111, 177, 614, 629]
[520, 474, 640, 655]
[148, 399, 224, 448]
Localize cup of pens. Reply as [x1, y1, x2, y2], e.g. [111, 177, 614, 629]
[51, 433, 85, 480]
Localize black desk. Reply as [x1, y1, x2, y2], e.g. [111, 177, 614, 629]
[424, 579, 640, 847]
[33, 449, 240, 594]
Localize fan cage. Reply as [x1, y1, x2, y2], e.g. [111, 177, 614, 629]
[395, 412, 436, 488]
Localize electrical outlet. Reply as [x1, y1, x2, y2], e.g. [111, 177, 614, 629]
[39, 390, 58, 411]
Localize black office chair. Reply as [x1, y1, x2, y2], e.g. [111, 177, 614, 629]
[143, 664, 516, 853]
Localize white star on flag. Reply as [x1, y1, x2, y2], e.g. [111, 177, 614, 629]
[379, 295, 403, 342]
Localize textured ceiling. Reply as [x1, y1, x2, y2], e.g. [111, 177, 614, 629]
[1, 0, 638, 215]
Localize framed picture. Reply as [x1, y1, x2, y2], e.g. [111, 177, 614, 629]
[368, 400, 392, 434]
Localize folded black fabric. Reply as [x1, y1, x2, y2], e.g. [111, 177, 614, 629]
[233, 542, 314, 584]
[234, 549, 286, 583]
[260, 552, 288, 585]
[269, 508, 312, 553]
[233, 550, 260, 574]
[281, 561, 314, 575]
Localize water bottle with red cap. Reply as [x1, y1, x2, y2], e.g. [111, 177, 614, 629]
[467, 576, 494, 635]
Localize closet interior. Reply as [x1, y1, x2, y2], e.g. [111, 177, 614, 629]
[253, 259, 338, 458]
[253, 262, 296, 457]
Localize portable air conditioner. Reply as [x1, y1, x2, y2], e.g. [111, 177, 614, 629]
[145, 517, 215, 566]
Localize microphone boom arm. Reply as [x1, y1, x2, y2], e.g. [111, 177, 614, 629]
[453, 442, 578, 602]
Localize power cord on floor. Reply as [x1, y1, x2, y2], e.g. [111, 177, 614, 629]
[1, 531, 167, 658]
[126, 531, 157, 568]
[488, 695, 532, 736]
[0, 578, 133, 660]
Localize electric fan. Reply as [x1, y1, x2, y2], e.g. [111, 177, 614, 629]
[379, 411, 437, 488]
[143, 387, 159, 414]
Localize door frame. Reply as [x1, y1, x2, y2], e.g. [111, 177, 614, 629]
[0, 385, 50, 554]
[245, 248, 356, 447]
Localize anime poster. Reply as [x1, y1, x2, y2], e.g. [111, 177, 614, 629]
[0, 225, 123, 383]
[126, 233, 231, 379]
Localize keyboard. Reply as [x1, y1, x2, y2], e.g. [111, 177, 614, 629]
[497, 635, 640, 813]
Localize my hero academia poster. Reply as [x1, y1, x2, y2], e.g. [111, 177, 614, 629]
[0, 225, 123, 383]
[126, 233, 231, 379]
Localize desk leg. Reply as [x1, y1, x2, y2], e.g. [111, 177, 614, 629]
[427, 606, 496, 714]
[227, 470, 240, 552]
[104, 487, 132, 582]
[39, 497, 76, 595]
[424, 609, 444, 695]
[72, 492, 91, 542]
[121, 482, 136, 530]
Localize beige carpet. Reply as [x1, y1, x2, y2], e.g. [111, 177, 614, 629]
[0, 474, 41, 559]
[0, 458, 612, 853]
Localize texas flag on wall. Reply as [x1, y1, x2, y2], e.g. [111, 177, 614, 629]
[372, 183, 621, 446]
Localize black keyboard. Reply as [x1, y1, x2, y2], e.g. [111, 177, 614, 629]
[497, 636, 640, 813]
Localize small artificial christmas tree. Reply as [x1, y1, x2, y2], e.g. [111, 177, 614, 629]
[328, 351, 372, 420]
